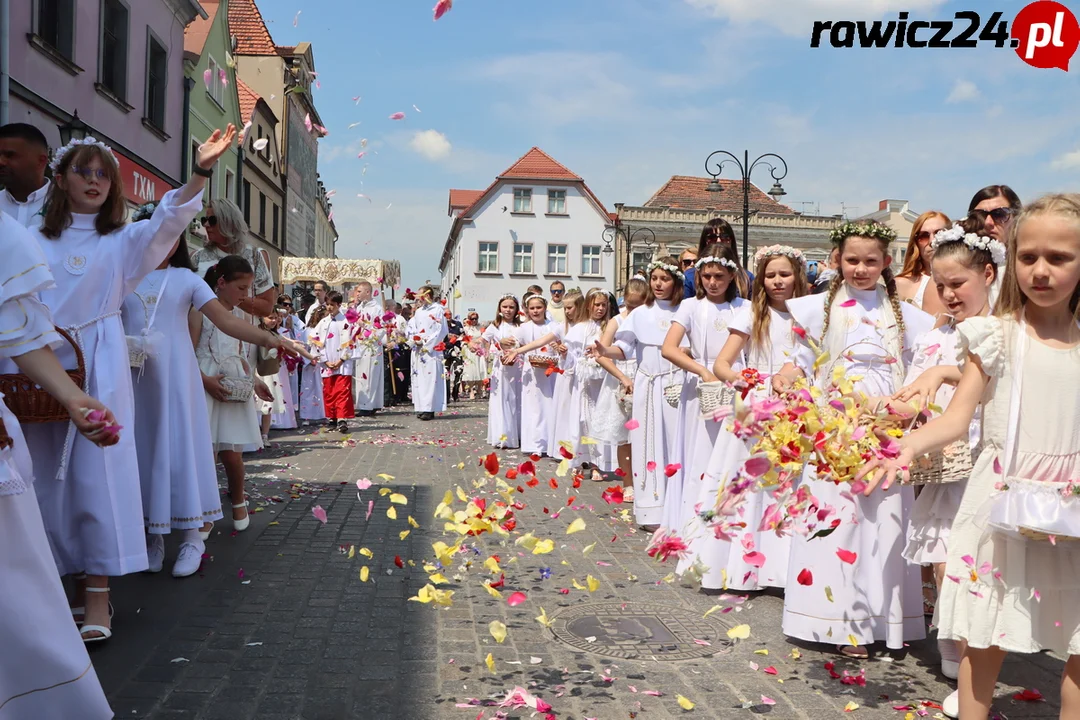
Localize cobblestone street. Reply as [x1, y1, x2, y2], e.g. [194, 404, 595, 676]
[91, 403, 1066, 720]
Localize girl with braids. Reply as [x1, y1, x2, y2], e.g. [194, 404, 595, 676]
[772, 220, 934, 658]
[895, 210, 951, 317]
[690, 245, 809, 591]
[479, 294, 522, 448]
[589, 257, 687, 531]
[661, 243, 746, 536]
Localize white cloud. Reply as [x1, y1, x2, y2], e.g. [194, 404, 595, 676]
[409, 130, 452, 161]
[1050, 149, 1080, 171]
[684, 0, 947, 36]
[946, 79, 981, 104]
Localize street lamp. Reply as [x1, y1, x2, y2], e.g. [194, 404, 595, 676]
[703, 149, 788, 267]
[57, 109, 90, 145]
[604, 224, 656, 286]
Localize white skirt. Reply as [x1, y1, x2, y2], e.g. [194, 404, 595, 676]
[270, 364, 297, 429]
[256, 369, 287, 416]
[299, 363, 325, 421]
[198, 355, 262, 453]
[903, 481, 966, 565]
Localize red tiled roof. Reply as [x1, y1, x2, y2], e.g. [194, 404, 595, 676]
[276, 45, 296, 56]
[183, 0, 219, 61]
[236, 77, 259, 124]
[497, 147, 580, 181]
[644, 175, 794, 215]
[448, 189, 484, 216]
[228, 0, 277, 55]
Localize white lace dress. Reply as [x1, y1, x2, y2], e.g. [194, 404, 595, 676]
[937, 317, 1080, 655]
[196, 314, 262, 453]
[589, 313, 637, 446]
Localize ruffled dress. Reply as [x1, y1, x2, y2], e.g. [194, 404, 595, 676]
[901, 323, 980, 564]
[589, 313, 637, 447]
[195, 314, 262, 453]
[937, 316, 1080, 655]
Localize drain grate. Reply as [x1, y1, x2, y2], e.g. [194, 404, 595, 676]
[549, 602, 734, 661]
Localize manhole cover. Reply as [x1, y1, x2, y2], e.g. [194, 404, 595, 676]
[549, 602, 734, 661]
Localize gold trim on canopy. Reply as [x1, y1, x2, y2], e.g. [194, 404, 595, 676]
[277, 257, 401, 288]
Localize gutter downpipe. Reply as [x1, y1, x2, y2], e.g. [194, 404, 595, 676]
[0, 0, 10, 125]
[180, 76, 195, 181]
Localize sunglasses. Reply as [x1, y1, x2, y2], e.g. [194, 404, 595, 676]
[199, 216, 218, 227]
[681, 258, 696, 267]
[551, 289, 565, 295]
[914, 230, 934, 242]
[977, 207, 1015, 224]
[69, 166, 108, 181]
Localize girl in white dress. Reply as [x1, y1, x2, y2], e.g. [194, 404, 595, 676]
[26, 126, 235, 643]
[772, 221, 934, 657]
[591, 279, 648, 494]
[513, 294, 560, 456]
[860, 195, 1080, 720]
[478, 295, 522, 448]
[300, 305, 327, 425]
[255, 314, 288, 444]
[661, 243, 746, 537]
[269, 311, 299, 431]
[408, 286, 450, 420]
[578, 288, 618, 475]
[196, 256, 275, 534]
[460, 311, 488, 399]
[121, 228, 290, 578]
[886, 219, 999, 680]
[0, 214, 115, 718]
[591, 258, 687, 530]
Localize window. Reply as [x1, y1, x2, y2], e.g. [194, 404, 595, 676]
[37, 0, 75, 61]
[512, 243, 533, 274]
[207, 55, 224, 106]
[632, 251, 653, 276]
[581, 246, 602, 276]
[547, 244, 568, 275]
[272, 204, 280, 247]
[477, 242, 499, 273]
[259, 192, 267, 236]
[143, 32, 168, 129]
[224, 168, 235, 202]
[513, 188, 532, 213]
[100, 0, 129, 100]
[547, 190, 566, 215]
[242, 180, 251, 223]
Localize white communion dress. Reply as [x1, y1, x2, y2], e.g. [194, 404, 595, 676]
[482, 321, 522, 448]
[196, 314, 262, 453]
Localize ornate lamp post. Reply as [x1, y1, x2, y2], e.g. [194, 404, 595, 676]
[603, 223, 656, 287]
[703, 149, 788, 267]
[57, 109, 90, 145]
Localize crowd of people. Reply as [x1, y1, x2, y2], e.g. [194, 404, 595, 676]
[469, 184, 1080, 720]
[1, 108, 1078, 720]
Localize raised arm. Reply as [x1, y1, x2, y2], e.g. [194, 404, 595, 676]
[712, 331, 748, 383]
[506, 331, 559, 362]
[200, 299, 312, 360]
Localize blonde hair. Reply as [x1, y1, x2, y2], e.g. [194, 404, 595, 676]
[561, 289, 585, 329]
[898, 210, 951, 279]
[750, 252, 808, 349]
[207, 198, 249, 252]
[584, 287, 613, 332]
[995, 193, 1080, 323]
[623, 277, 648, 310]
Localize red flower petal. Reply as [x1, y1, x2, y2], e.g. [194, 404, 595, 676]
[836, 548, 857, 565]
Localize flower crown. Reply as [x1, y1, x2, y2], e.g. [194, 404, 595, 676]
[828, 220, 896, 245]
[931, 224, 1007, 265]
[523, 292, 547, 305]
[49, 136, 119, 174]
[499, 292, 517, 301]
[695, 256, 738, 271]
[646, 261, 684, 281]
[752, 244, 807, 268]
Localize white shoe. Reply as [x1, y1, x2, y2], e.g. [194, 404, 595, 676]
[172, 542, 204, 577]
[198, 523, 213, 541]
[233, 502, 250, 532]
[942, 690, 959, 719]
[146, 535, 165, 573]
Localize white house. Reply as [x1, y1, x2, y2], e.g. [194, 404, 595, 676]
[854, 199, 921, 264]
[438, 148, 614, 318]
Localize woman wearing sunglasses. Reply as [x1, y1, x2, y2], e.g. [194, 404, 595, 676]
[683, 218, 753, 299]
[967, 184, 1021, 244]
[895, 211, 951, 317]
[190, 199, 277, 318]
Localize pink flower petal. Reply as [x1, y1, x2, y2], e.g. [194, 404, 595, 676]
[761, 696, 776, 706]
[507, 591, 527, 607]
[356, 478, 372, 490]
[624, 418, 640, 431]
[840, 299, 857, 307]
[312, 505, 328, 524]
[742, 455, 771, 478]
[433, 0, 453, 20]
[389, 111, 406, 120]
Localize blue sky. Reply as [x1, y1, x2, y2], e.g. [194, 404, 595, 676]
[252, 0, 1080, 290]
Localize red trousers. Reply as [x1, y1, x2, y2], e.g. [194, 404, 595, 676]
[322, 375, 354, 420]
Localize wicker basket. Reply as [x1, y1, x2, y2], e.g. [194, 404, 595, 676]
[1016, 527, 1080, 543]
[697, 381, 736, 419]
[663, 382, 682, 408]
[217, 355, 255, 403]
[127, 335, 148, 369]
[0, 327, 85, 423]
[528, 354, 559, 368]
[905, 439, 972, 485]
[0, 416, 12, 451]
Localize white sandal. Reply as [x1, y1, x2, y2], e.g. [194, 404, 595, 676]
[198, 522, 214, 541]
[232, 501, 250, 532]
[80, 587, 113, 644]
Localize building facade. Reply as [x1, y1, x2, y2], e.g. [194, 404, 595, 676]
[7, 0, 205, 205]
[236, 77, 285, 281]
[439, 147, 613, 317]
[613, 176, 840, 283]
[854, 199, 921, 264]
[314, 176, 338, 259]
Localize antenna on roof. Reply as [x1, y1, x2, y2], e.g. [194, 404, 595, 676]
[840, 202, 859, 218]
[796, 201, 819, 215]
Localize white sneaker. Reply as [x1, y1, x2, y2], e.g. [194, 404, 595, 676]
[171, 542, 204, 578]
[942, 689, 959, 719]
[146, 535, 165, 573]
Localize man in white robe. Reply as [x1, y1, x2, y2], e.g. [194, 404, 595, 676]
[350, 281, 385, 416]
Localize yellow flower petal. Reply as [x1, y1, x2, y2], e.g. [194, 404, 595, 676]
[359, 547, 374, 559]
[360, 566, 370, 582]
[727, 624, 751, 640]
[386, 506, 397, 520]
[844, 701, 860, 712]
[566, 518, 586, 535]
[485, 652, 495, 673]
[407, 515, 420, 528]
[677, 694, 696, 710]
[428, 573, 449, 585]
[347, 546, 355, 559]
[535, 606, 554, 628]
[489, 620, 507, 644]
[586, 575, 600, 592]
[389, 493, 408, 505]
[532, 539, 554, 555]
[399, 530, 410, 540]
[582, 542, 597, 556]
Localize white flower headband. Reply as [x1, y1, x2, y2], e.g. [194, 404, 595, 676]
[499, 292, 517, 301]
[49, 136, 119, 173]
[646, 261, 684, 281]
[753, 244, 807, 268]
[931, 224, 1006, 266]
[694, 256, 738, 271]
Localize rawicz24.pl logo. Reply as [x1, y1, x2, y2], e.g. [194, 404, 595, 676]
[810, 0, 1080, 70]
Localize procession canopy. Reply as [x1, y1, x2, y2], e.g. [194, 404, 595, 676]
[278, 257, 401, 288]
